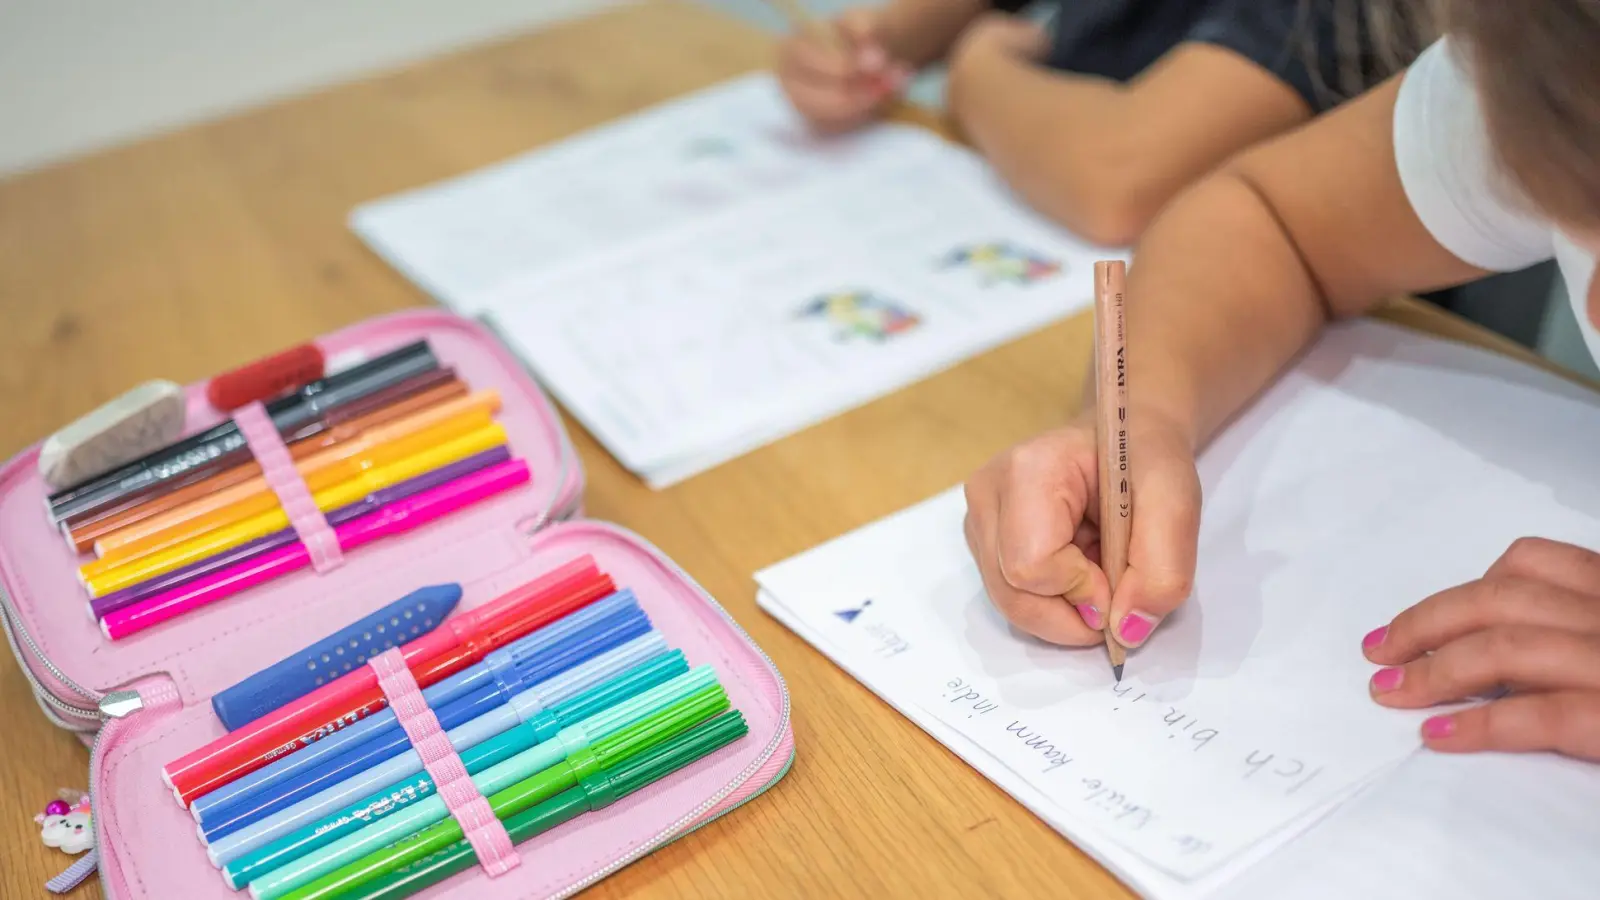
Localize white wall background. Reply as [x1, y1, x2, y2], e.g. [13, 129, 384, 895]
[0, 0, 624, 176]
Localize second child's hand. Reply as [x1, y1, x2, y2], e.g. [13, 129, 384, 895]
[1364, 537, 1600, 760]
[776, 8, 911, 132]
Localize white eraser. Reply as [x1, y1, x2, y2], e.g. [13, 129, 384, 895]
[323, 348, 369, 375]
[39, 380, 186, 491]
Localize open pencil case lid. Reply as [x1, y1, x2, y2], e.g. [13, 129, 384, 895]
[0, 309, 794, 899]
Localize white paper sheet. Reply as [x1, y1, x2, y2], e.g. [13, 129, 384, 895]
[480, 147, 1116, 485]
[349, 73, 953, 313]
[757, 319, 1600, 897]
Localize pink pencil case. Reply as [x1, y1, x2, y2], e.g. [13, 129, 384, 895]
[0, 310, 794, 898]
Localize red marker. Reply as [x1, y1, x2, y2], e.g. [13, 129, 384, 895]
[161, 556, 613, 806]
[207, 343, 327, 411]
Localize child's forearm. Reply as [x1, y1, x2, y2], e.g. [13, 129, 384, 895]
[1112, 76, 1484, 450]
[950, 43, 1312, 247]
[876, 0, 991, 66]
[1121, 173, 1338, 449]
[948, 48, 1136, 244]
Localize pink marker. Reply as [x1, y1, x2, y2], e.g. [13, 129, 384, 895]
[101, 459, 531, 641]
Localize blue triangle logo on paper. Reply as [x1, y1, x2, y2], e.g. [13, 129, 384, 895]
[834, 598, 872, 623]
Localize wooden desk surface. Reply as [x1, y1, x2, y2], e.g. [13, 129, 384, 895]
[0, 2, 1565, 897]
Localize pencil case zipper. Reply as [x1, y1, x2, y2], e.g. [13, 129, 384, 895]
[0, 580, 104, 730]
[0, 569, 175, 895]
[86, 681, 177, 898]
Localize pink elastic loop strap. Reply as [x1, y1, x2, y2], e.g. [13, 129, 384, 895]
[232, 402, 345, 573]
[368, 648, 520, 877]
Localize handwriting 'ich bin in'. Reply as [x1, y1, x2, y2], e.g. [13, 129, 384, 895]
[1110, 685, 1322, 798]
[1111, 684, 1218, 752]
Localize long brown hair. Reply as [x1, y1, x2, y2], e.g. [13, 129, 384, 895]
[1295, 0, 1436, 104]
[1433, 0, 1600, 227]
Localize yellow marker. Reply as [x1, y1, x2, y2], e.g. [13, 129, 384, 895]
[81, 423, 508, 597]
[93, 393, 501, 563]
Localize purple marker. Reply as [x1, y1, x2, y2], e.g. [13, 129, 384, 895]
[88, 447, 512, 620]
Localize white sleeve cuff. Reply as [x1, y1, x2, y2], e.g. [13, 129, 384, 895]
[1393, 41, 1553, 272]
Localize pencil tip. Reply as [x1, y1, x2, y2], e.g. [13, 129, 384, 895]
[1111, 663, 1124, 683]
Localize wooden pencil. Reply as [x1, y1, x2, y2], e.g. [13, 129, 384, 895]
[1093, 260, 1132, 681]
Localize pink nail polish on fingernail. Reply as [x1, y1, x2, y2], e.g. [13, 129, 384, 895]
[1077, 605, 1104, 630]
[1422, 715, 1455, 740]
[1362, 626, 1388, 651]
[1118, 613, 1155, 645]
[1369, 667, 1403, 694]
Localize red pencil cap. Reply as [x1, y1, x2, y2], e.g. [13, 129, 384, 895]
[206, 343, 326, 411]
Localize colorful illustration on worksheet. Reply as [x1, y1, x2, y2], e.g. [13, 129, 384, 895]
[937, 241, 1063, 287]
[796, 290, 923, 343]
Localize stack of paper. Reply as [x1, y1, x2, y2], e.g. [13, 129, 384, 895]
[351, 74, 1119, 486]
[757, 320, 1600, 898]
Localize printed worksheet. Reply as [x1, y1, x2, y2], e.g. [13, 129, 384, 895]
[350, 73, 954, 312]
[481, 147, 1115, 484]
[757, 320, 1600, 895]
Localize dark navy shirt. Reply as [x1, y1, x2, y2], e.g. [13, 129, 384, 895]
[992, 0, 1381, 113]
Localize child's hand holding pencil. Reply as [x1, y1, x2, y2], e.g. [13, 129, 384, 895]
[774, 3, 912, 133]
[961, 262, 1203, 677]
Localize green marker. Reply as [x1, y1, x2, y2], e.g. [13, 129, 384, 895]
[277, 679, 732, 900]
[351, 712, 749, 900]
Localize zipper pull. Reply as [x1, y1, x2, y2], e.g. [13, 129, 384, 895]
[65, 690, 148, 894]
[98, 690, 144, 720]
[46, 849, 98, 894]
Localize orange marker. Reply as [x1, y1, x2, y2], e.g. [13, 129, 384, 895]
[92, 391, 501, 564]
